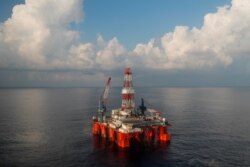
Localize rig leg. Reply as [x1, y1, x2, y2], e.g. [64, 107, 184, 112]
[92, 122, 100, 135]
[146, 127, 155, 143]
[116, 132, 130, 148]
[98, 124, 107, 138]
[158, 126, 171, 142]
[108, 127, 116, 142]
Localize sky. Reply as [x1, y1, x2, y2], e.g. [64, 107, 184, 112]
[0, 0, 250, 87]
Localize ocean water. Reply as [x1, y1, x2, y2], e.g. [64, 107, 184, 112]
[0, 87, 250, 167]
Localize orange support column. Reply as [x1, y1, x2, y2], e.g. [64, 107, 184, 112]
[109, 127, 116, 141]
[92, 122, 100, 135]
[100, 124, 107, 138]
[158, 126, 171, 142]
[117, 132, 130, 148]
[146, 127, 155, 143]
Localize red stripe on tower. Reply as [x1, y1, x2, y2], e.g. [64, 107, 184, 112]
[121, 68, 135, 111]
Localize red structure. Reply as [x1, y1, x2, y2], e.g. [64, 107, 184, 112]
[92, 68, 171, 149]
[121, 68, 135, 111]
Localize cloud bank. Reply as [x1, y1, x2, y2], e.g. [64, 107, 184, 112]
[0, 0, 126, 70]
[0, 0, 250, 73]
[133, 0, 250, 70]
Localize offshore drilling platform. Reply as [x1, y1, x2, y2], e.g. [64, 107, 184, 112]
[92, 68, 171, 148]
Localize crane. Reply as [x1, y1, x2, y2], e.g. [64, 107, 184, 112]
[98, 77, 111, 122]
[139, 98, 147, 115]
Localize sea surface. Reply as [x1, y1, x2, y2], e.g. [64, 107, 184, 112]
[0, 87, 250, 167]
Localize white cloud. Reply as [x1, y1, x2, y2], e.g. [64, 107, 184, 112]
[0, 0, 84, 69]
[0, 0, 128, 71]
[0, 0, 250, 73]
[132, 0, 250, 70]
[96, 36, 126, 70]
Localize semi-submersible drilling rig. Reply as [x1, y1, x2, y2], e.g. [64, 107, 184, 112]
[92, 68, 171, 148]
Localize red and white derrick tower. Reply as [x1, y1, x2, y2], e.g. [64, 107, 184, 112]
[121, 68, 135, 114]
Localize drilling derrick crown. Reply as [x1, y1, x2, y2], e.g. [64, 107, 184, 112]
[121, 68, 135, 114]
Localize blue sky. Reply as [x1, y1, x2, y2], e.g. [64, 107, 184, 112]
[82, 0, 231, 48]
[0, 0, 250, 87]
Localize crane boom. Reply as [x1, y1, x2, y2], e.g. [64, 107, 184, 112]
[101, 77, 111, 104]
[98, 77, 111, 122]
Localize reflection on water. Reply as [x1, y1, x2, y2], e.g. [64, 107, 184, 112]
[92, 135, 170, 151]
[0, 88, 250, 166]
[88, 135, 170, 167]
